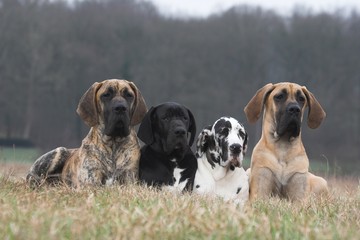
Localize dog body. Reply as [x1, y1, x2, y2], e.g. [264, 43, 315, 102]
[194, 117, 249, 204]
[244, 82, 328, 201]
[27, 79, 147, 187]
[137, 102, 197, 192]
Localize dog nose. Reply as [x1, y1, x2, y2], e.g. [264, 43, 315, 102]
[287, 104, 301, 115]
[174, 128, 186, 136]
[113, 103, 127, 113]
[230, 144, 241, 154]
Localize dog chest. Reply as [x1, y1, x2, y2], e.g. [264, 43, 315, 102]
[171, 159, 188, 188]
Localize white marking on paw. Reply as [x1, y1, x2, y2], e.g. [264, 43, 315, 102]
[105, 177, 114, 186]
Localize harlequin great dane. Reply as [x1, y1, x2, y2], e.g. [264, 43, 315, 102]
[193, 117, 249, 205]
[27, 79, 147, 187]
[137, 102, 197, 192]
[244, 82, 328, 201]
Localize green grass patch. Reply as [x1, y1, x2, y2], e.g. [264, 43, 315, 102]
[0, 147, 39, 163]
[0, 175, 359, 240]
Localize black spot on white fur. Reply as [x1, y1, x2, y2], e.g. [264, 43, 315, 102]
[194, 116, 250, 204]
[196, 117, 248, 168]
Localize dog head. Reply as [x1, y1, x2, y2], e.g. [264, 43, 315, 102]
[137, 102, 196, 159]
[244, 82, 326, 140]
[196, 117, 248, 170]
[77, 79, 147, 138]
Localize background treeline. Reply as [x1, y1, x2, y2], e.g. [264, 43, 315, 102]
[0, 0, 359, 173]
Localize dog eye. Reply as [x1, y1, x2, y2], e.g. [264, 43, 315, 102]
[101, 92, 111, 98]
[298, 96, 305, 103]
[274, 94, 284, 101]
[162, 116, 170, 121]
[123, 90, 133, 99]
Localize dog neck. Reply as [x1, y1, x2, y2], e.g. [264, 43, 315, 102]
[260, 115, 308, 165]
[85, 127, 137, 150]
[197, 153, 230, 181]
[262, 113, 303, 145]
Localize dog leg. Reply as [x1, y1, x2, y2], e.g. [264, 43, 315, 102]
[250, 167, 275, 200]
[112, 168, 137, 184]
[77, 159, 106, 186]
[27, 147, 73, 186]
[307, 173, 328, 196]
[286, 172, 328, 201]
[284, 172, 308, 201]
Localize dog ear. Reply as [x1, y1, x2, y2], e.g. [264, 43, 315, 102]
[187, 108, 197, 146]
[301, 86, 326, 129]
[195, 126, 212, 158]
[243, 131, 248, 154]
[127, 81, 148, 126]
[137, 106, 156, 145]
[77, 82, 103, 127]
[244, 83, 275, 124]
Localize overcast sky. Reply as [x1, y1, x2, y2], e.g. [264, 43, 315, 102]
[147, 0, 360, 17]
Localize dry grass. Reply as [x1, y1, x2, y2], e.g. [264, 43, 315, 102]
[0, 163, 359, 240]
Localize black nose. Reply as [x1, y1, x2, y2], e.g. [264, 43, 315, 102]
[174, 127, 186, 137]
[287, 104, 301, 115]
[113, 103, 127, 113]
[230, 144, 241, 154]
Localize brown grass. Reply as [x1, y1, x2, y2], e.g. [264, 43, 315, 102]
[0, 162, 359, 240]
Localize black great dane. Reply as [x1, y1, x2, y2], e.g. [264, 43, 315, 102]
[137, 102, 197, 192]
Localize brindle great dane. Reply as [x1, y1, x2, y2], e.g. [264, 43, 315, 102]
[27, 79, 147, 187]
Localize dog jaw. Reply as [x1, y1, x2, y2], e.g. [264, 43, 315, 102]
[230, 156, 241, 169]
[103, 115, 131, 138]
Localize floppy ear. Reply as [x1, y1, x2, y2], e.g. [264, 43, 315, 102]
[244, 83, 275, 124]
[127, 81, 148, 126]
[76, 82, 103, 127]
[186, 108, 197, 146]
[301, 86, 326, 129]
[243, 131, 248, 154]
[137, 106, 156, 145]
[195, 126, 212, 158]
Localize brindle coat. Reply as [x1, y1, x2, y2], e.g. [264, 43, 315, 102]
[244, 82, 328, 201]
[27, 79, 147, 187]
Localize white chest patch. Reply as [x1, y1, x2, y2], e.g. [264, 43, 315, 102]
[173, 167, 182, 184]
[173, 167, 188, 190]
[162, 159, 188, 192]
[194, 158, 249, 206]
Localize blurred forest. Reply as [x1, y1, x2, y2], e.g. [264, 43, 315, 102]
[0, 0, 359, 173]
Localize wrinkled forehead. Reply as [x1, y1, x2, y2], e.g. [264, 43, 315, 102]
[97, 80, 134, 96]
[213, 117, 245, 133]
[270, 82, 303, 98]
[155, 104, 188, 118]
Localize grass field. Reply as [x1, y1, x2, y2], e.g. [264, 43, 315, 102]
[0, 147, 359, 239]
[0, 146, 354, 175]
[0, 162, 359, 240]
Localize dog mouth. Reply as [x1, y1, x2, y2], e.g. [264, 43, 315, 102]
[284, 120, 300, 138]
[276, 117, 301, 140]
[173, 143, 184, 150]
[165, 140, 187, 158]
[170, 143, 184, 153]
[104, 117, 130, 138]
[167, 134, 187, 151]
[229, 156, 241, 170]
